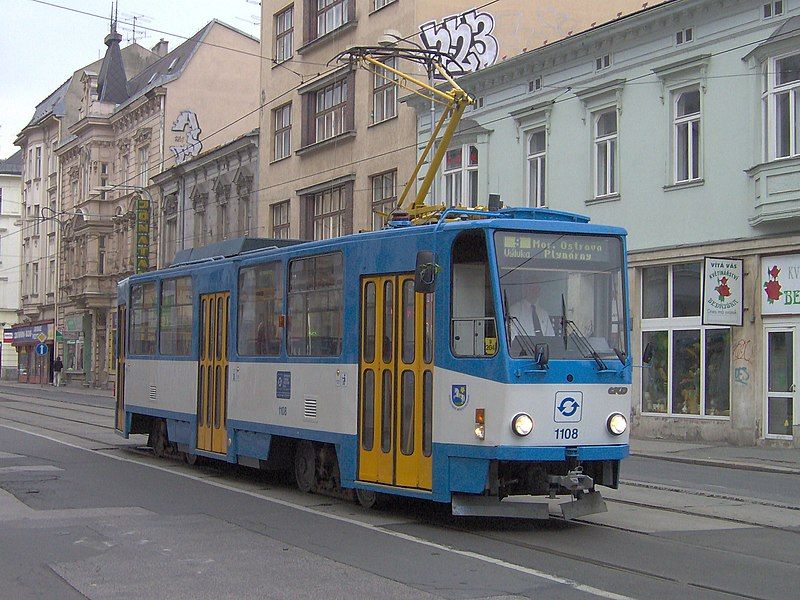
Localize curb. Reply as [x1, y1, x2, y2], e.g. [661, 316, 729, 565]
[631, 451, 800, 475]
[0, 382, 113, 399]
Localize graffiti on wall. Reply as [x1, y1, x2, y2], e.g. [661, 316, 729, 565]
[170, 110, 203, 164]
[732, 338, 753, 386]
[419, 10, 499, 76]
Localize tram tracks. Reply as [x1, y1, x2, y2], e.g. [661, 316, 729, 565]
[1, 393, 797, 600]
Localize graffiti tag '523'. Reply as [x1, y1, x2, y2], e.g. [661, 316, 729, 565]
[419, 10, 499, 76]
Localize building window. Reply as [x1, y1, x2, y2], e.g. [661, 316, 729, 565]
[98, 236, 106, 274]
[765, 52, 800, 159]
[272, 201, 290, 238]
[641, 262, 731, 417]
[33, 205, 40, 235]
[443, 144, 479, 207]
[594, 109, 618, 197]
[313, 0, 349, 39]
[676, 27, 693, 45]
[372, 57, 397, 124]
[32, 262, 39, 295]
[138, 147, 149, 187]
[595, 54, 611, 71]
[35, 147, 42, 179]
[371, 170, 396, 230]
[100, 162, 109, 199]
[373, 0, 395, 9]
[49, 259, 55, 293]
[315, 78, 348, 143]
[312, 185, 346, 240]
[527, 129, 546, 207]
[763, 1, 784, 18]
[275, 6, 293, 63]
[239, 197, 252, 237]
[674, 88, 701, 182]
[273, 103, 292, 161]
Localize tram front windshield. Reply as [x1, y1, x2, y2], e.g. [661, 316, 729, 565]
[494, 231, 626, 361]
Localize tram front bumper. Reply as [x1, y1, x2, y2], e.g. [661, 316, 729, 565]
[451, 490, 607, 520]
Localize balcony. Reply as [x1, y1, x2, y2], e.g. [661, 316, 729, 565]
[747, 156, 800, 226]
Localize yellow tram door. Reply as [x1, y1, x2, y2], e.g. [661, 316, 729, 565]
[358, 275, 433, 490]
[197, 292, 230, 454]
[114, 305, 127, 432]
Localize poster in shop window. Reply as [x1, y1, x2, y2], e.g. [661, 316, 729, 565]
[762, 254, 800, 315]
[702, 257, 743, 326]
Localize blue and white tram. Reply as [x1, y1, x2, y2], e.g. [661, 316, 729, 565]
[115, 207, 632, 519]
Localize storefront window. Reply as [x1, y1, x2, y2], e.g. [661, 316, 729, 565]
[641, 262, 730, 417]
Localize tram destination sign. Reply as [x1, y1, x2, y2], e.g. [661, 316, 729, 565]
[496, 233, 617, 270]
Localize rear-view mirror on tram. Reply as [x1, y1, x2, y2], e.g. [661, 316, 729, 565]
[414, 251, 437, 294]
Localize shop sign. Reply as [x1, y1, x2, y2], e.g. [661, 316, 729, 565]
[9, 323, 53, 343]
[702, 257, 743, 326]
[762, 254, 800, 315]
[2, 330, 13, 343]
[136, 192, 150, 273]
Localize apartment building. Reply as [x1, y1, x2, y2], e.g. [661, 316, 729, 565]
[408, 0, 800, 445]
[257, 0, 663, 239]
[0, 151, 22, 380]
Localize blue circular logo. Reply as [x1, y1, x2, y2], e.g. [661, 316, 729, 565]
[557, 397, 579, 417]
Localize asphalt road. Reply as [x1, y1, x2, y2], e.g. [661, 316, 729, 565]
[621, 456, 800, 508]
[1, 385, 799, 599]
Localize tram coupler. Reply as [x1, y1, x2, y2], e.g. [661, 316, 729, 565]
[547, 467, 608, 520]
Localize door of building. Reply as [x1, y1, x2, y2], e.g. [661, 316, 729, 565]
[358, 275, 433, 490]
[764, 322, 798, 439]
[197, 292, 230, 454]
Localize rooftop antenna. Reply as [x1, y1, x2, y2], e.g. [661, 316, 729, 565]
[119, 10, 154, 44]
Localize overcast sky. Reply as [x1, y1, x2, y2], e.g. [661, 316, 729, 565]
[0, 0, 261, 158]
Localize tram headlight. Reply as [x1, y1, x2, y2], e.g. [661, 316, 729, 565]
[607, 412, 628, 436]
[511, 413, 534, 437]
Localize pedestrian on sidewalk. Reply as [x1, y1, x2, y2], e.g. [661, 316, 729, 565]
[52, 356, 63, 387]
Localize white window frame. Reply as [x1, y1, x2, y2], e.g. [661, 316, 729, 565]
[314, 78, 348, 143]
[371, 170, 396, 230]
[312, 186, 345, 240]
[138, 146, 149, 188]
[594, 109, 618, 198]
[316, 0, 348, 38]
[526, 128, 546, 207]
[640, 263, 731, 419]
[372, 57, 397, 124]
[272, 201, 290, 239]
[275, 5, 293, 63]
[764, 51, 800, 160]
[763, 1, 784, 19]
[442, 144, 479, 208]
[273, 103, 292, 161]
[674, 87, 702, 183]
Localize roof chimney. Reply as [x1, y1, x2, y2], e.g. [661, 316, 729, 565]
[151, 39, 169, 57]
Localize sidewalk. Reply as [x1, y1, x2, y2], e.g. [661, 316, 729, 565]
[630, 437, 800, 475]
[0, 380, 112, 398]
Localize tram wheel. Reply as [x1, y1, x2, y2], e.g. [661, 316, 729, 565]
[181, 451, 200, 466]
[355, 488, 381, 510]
[150, 419, 168, 458]
[294, 440, 316, 493]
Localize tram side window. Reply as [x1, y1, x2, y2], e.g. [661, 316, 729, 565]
[451, 231, 498, 357]
[287, 253, 343, 356]
[159, 276, 193, 356]
[130, 282, 157, 355]
[238, 262, 283, 356]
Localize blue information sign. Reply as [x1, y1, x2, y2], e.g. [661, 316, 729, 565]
[35, 342, 49, 356]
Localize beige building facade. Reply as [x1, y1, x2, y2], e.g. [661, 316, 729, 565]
[257, 0, 664, 239]
[40, 20, 260, 388]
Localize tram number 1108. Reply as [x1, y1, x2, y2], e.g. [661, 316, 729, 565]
[554, 428, 579, 440]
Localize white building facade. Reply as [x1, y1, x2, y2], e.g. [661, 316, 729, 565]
[0, 151, 22, 379]
[410, 0, 800, 446]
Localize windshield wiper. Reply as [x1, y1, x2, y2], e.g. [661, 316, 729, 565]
[561, 293, 608, 371]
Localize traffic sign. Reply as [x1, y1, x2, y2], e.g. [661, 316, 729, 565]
[35, 342, 49, 356]
[36, 332, 47, 343]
